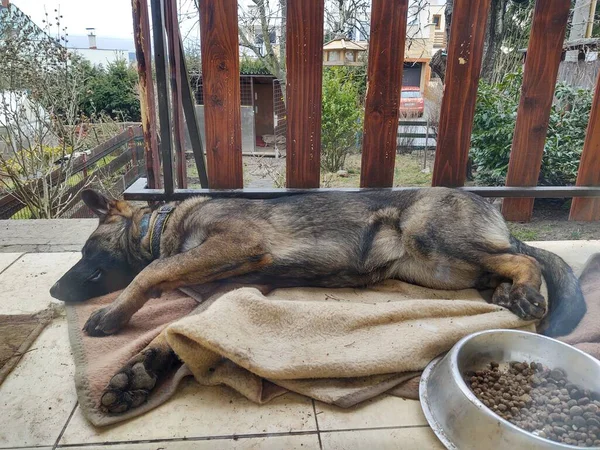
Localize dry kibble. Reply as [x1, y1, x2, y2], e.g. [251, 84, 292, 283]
[466, 360, 600, 448]
[571, 406, 585, 416]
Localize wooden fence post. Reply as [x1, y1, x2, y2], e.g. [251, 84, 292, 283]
[501, 1, 570, 222]
[570, 71, 600, 221]
[359, 0, 408, 188]
[286, 0, 325, 188]
[431, 0, 491, 188]
[131, 0, 161, 189]
[198, 0, 243, 189]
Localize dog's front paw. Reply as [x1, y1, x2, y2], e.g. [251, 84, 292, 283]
[83, 306, 128, 336]
[100, 347, 178, 413]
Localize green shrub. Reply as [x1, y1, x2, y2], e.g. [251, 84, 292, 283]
[470, 71, 592, 186]
[79, 59, 141, 121]
[321, 67, 363, 173]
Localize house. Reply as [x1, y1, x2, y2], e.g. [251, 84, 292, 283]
[351, 0, 446, 92]
[519, 38, 600, 90]
[190, 69, 281, 155]
[66, 29, 136, 67]
[323, 38, 367, 66]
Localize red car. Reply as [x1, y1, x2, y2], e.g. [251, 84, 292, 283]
[399, 87, 424, 117]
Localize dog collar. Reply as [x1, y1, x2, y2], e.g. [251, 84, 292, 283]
[140, 214, 151, 238]
[149, 205, 175, 258]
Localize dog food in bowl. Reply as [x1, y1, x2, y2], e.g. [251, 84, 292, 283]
[467, 361, 600, 447]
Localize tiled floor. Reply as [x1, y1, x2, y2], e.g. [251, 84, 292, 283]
[0, 241, 599, 450]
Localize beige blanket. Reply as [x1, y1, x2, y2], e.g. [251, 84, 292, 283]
[67, 280, 536, 426]
[169, 281, 535, 407]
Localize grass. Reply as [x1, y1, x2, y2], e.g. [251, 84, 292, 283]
[319, 152, 433, 188]
[508, 227, 540, 242]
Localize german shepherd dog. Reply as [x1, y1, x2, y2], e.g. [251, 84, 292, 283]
[51, 188, 586, 413]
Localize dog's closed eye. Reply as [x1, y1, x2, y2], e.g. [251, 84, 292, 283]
[88, 270, 103, 282]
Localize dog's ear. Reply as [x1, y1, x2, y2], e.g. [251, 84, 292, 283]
[82, 189, 134, 220]
[82, 189, 112, 217]
[81, 189, 111, 217]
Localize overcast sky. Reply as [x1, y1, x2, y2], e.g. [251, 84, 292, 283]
[11, 0, 203, 42]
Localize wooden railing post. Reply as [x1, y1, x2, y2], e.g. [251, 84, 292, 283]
[165, 0, 187, 189]
[131, 0, 161, 189]
[501, 1, 570, 222]
[198, 0, 243, 189]
[127, 126, 138, 177]
[431, 0, 491, 188]
[150, 0, 175, 196]
[360, 0, 408, 188]
[570, 71, 600, 221]
[286, 0, 325, 188]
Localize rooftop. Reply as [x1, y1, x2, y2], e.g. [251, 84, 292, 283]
[323, 38, 367, 52]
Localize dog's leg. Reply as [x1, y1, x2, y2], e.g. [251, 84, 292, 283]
[100, 283, 273, 413]
[100, 330, 177, 413]
[83, 231, 271, 336]
[482, 253, 546, 320]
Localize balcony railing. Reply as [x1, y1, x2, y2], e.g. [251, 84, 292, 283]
[125, 0, 600, 223]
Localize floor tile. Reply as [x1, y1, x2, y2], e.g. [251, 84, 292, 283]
[0, 218, 96, 253]
[60, 381, 316, 445]
[315, 396, 427, 431]
[0, 252, 22, 273]
[529, 240, 600, 277]
[59, 433, 320, 449]
[321, 427, 444, 450]
[0, 318, 76, 448]
[0, 252, 80, 314]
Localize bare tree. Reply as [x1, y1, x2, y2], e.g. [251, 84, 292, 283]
[430, 0, 535, 83]
[0, 6, 94, 218]
[324, 0, 431, 47]
[237, 0, 287, 95]
[324, 0, 370, 41]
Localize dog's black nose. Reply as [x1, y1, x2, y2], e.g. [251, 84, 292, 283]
[50, 281, 60, 299]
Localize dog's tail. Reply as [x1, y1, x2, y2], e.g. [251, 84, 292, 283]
[511, 236, 586, 337]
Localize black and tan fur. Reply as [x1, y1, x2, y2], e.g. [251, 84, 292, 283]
[50, 188, 586, 413]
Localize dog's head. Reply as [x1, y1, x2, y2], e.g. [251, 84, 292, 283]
[50, 189, 141, 302]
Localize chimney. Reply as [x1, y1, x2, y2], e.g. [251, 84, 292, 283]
[1, 0, 9, 8]
[86, 28, 97, 49]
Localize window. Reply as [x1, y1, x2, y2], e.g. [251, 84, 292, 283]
[433, 14, 441, 30]
[401, 91, 421, 99]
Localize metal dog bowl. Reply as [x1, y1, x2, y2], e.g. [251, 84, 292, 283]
[420, 329, 600, 450]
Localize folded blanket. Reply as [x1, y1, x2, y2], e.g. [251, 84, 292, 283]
[66, 291, 199, 426]
[561, 253, 600, 359]
[167, 281, 534, 408]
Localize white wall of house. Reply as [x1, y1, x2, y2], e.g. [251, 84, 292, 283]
[69, 48, 130, 67]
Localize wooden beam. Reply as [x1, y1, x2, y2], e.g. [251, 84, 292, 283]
[501, 1, 570, 222]
[360, 0, 408, 188]
[124, 178, 600, 201]
[150, 0, 174, 195]
[198, 0, 243, 189]
[570, 71, 600, 221]
[165, 0, 187, 188]
[286, 0, 325, 188]
[431, 0, 491, 188]
[178, 36, 209, 188]
[131, 0, 161, 188]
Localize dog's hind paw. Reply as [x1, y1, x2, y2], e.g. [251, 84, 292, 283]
[492, 282, 547, 321]
[100, 347, 178, 414]
[509, 284, 547, 320]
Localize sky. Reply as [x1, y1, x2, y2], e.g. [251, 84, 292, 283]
[11, 0, 203, 46]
